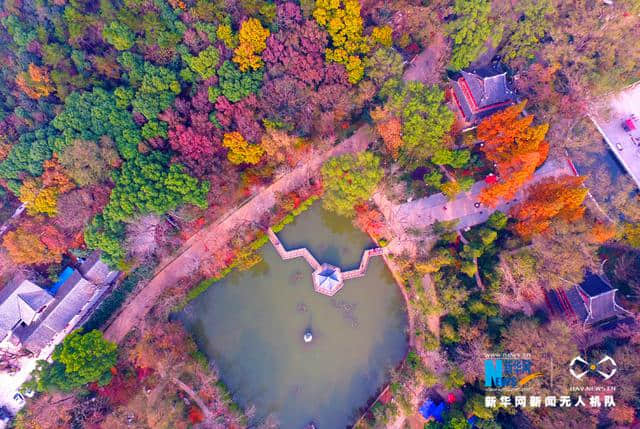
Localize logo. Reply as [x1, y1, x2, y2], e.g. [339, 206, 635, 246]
[569, 355, 617, 381]
[484, 357, 542, 389]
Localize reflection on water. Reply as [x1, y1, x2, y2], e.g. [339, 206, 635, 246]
[277, 202, 377, 270]
[180, 203, 408, 428]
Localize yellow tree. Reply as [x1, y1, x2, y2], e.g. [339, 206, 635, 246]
[233, 18, 270, 72]
[223, 132, 264, 165]
[313, 0, 369, 83]
[370, 25, 393, 47]
[217, 23, 237, 49]
[19, 180, 59, 217]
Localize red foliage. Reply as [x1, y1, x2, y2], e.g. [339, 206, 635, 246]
[188, 406, 205, 424]
[259, 2, 350, 136]
[161, 86, 226, 177]
[136, 367, 154, 381]
[168, 125, 220, 176]
[405, 43, 420, 55]
[39, 225, 67, 254]
[94, 367, 140, 407]
[354, 203, 386, 237]
[215, 95, 263, 143]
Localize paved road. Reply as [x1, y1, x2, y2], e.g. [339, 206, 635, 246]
[378, 158, 575, 235]
[590, 82, 640, 189]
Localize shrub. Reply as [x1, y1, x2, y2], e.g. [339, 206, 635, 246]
[83, 262, 155, 331]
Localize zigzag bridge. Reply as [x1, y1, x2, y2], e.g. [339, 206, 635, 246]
[266, 228, 383, 296]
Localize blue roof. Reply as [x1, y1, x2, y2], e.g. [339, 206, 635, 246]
[419, 399, 445, 422]
[49, 267, 74, 295]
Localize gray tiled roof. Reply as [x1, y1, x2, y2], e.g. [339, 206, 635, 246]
[565, 286, 588, 322]
[0, 279, 52, 341]
[20, 270, 96, 353]
[588, 292, 618, 323]
[461, 70, 513, 108]
[79, 251, 118, 285]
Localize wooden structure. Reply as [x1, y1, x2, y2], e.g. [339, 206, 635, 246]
[266, 228, 383, 296]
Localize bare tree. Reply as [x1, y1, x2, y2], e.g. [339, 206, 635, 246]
[125, 214, 161, 260]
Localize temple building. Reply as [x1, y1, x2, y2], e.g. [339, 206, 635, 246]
[548, 272, 632, 327]
[0, 251, 119, 357]
[449, 65, 517, 126]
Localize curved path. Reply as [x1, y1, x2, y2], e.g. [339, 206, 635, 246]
[104, 46, 447, 344]
[104, 126, 375, 343]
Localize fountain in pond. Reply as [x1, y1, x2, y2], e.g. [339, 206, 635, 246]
[303, 328, 313, 343]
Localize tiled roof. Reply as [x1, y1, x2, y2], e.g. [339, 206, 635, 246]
[588, 293, 618, 323]
[79, 251, 118, 285]
[0, 279, 53, 340]
[579, 273, 613, 297]
[317, 269, 340, 291]
[20, 270, 96, 353]
[460, 70, 514, 108]
[565, 286, 588, 322]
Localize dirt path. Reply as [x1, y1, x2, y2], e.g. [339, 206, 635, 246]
[105, 126, 374, 344]
[403, 33, 448, 85]
[171, 377, 215, 423]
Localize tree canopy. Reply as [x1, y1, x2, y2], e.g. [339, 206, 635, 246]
[52, 88, 141, 160]
[31, 330, 117, 392]
[382, 80, 455, 168]
[321, 152, 384, 218]
[477, 102, 549, 206]
[447, 0, 495, 70]
[85, 152, 209, 265]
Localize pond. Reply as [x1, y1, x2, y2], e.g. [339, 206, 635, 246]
[180, 203, 408, 428]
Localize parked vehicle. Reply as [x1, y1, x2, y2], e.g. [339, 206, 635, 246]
[616, 142, 624, 151]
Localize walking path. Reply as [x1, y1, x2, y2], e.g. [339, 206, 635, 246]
[104, 125, 375, 343]
[342, 248, 384, 279]
[589, 81, 640, 189]
[375, 157, 576, 240]
[104, 45, 458, 344]
[266, 229, 321, 271]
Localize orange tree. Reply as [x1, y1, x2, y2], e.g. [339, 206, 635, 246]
[371, 107, 403, 159]
[223, 131, 264, 165]
[15, 64, 54, 99]
[2, 221, 67, 265]
[510, 175, 587, 239]
[477, 102, 549, 206]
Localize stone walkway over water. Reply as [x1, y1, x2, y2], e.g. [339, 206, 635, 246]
[266, 228, 383, 295]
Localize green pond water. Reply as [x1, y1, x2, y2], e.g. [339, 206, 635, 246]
[180, 203, 408, 428]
